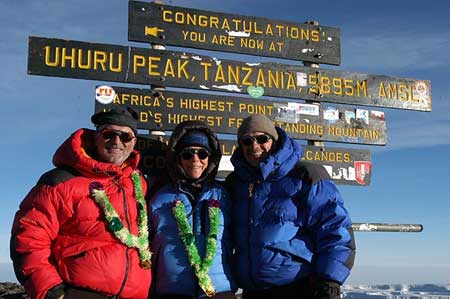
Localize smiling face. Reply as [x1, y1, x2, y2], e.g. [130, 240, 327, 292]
[94, 124, 136, 166]
[179, 146, 210, 179]
[239, 132, 274, 167]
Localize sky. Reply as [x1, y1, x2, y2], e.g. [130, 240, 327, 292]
[1, 0, 450, 285]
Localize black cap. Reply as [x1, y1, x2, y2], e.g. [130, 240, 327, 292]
[91, 107, 139, 135]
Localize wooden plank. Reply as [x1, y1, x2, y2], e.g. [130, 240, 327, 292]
[95, 86, 387, 145]
[128, 1, 341, 65]
[28, 36, 432, 111]
[135, 136, 371, 186]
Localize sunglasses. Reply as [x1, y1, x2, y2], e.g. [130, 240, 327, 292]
[179, 148, 210, 160]
[100, 129, 135, 143]
[240, 134, 272, 146]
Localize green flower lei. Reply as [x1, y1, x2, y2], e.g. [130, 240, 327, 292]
[172, 199, 220, 297]
[89, 171, 151, 269]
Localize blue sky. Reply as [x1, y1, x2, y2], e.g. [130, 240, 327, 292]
[1, 0, 450, 285]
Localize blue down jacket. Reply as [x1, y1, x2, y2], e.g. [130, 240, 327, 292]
[148, 121, 235, 297]
[226, 127, 355, 290]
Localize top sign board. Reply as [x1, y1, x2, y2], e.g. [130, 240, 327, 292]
[128, 1, 341, 65]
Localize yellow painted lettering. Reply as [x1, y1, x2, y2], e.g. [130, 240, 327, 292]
[44, 46, 60, 66]
[379, 82, 387, 98]
[241, 66, 253, 86]
[177, 59, 189, 79]
[163, 59, 175, 77]
[61, 48, 76, 68]
[214, 64, 226, 83]
[201, 61, 212, 80]
[148, 56, 161, 76]
[133, 55, 145, 74]
[93, 51, 107, 71]
[77, 49, 91, 69]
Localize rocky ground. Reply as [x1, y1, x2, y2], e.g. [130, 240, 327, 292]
[0, 283, 28, 299]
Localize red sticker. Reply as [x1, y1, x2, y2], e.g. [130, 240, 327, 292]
[354, 161, 371, 185]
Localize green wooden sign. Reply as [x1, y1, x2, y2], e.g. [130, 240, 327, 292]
[128, 1, 341, 65]
[28, 36, 432, 111]
[95, 86, 387, 145]
[135, 136, 372, 186]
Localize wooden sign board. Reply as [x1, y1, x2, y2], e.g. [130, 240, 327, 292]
[95, 86, 387, 145]
[128, 1, 341, 65]
[28, 36, 432, 111]
[135, 136, 371, 186]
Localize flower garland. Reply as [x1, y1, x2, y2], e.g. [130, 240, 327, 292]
[172, 199, 220, 297]
[89, 171, 151, 269]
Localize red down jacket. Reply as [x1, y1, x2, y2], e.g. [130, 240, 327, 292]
[11, 129, 150, 299]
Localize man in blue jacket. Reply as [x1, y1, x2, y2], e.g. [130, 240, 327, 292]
[225, 115, 355, 299]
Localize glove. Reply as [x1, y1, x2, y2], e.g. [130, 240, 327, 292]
[311, 279, 341, 299]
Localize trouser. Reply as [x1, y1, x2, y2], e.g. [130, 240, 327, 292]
[242, 278, 312, 299]
[63, 287, 119, 299]
[156, 291, 237, 299]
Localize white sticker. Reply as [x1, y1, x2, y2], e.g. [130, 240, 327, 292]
[370, 110, 385, 120]
[95, 86, 115, 104]
[323, 107, 339, 121]
[274, 103, 297, 123]
[296, 72, 307, 87]
[356, 109, 369, 125]
[288, 102, 319, 116]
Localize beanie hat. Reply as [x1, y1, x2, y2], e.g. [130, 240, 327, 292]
[238, 115, 278, 141]
[176, 131, 211, 152]
[91, 106, 139, 135]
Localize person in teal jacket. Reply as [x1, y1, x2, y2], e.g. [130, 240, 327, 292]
[148, 120, 236, 299]
[225, 115, 356, 299]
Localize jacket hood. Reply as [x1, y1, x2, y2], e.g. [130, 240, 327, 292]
[231, 127, 303, 181]
[52, 128, 140, 178]
[166, 121, 221, 186]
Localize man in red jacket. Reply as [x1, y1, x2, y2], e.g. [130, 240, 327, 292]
[10, 107, 151, 299]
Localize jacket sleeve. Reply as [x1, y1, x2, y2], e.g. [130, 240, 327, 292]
[218, 185, 237, 292]
[11, 183, 68, 299]
[306, 179, 356, 284]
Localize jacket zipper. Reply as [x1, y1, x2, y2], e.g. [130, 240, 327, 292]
[247, 182, 257, 289]
[117, 183, 131, 297]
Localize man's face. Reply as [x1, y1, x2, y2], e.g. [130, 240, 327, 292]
[239, 132, 274, 167]
[94, 124, 136, 166]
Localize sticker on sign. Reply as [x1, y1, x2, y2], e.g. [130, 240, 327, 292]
[95, 85, 115, 104]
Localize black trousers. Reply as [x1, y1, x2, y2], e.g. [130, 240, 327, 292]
[242, 278, 312, 299]
[156, 291, 237, 299]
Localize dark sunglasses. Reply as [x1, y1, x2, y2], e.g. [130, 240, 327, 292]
[100, 129, 135, 143]
[179, 148, 210, 160]
[240, 134, 272, 146]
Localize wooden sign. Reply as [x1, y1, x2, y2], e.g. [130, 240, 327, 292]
[135, 136, 371, 186]
[28, 36, 432, 111]
[128, 1, 341, 65]
[95, 86, 387, 145]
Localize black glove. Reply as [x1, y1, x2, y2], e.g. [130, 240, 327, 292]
[311, 279, 341, 299]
